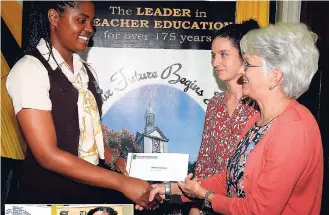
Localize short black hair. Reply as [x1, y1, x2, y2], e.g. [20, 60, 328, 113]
[87, 206, 118, 215]
[20, 1, 92, 67]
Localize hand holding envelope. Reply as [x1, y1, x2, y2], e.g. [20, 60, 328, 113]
[114, 157, 129, 175]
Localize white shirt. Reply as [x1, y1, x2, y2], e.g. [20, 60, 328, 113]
[6, 38, 98, 115]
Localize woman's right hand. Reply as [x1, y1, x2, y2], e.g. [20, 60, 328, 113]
[120, 176, 153, 209]
[150, 183, 165, 202]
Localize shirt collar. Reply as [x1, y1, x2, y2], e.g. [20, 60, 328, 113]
[36, 38, 86, 71]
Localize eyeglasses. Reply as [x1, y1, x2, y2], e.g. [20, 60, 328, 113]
[244, 61, 262, 71]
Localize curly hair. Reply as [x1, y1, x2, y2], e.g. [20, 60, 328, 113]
[240, 23, 319, 98]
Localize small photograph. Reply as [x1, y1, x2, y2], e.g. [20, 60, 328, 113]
[4, 205, 133, 215]
[5, 205, 51, 215]
[56, 205, 132, 215]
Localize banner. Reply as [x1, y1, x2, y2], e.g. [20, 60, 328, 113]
[87, 2, 235, 168]
[21, 0, 236, 181]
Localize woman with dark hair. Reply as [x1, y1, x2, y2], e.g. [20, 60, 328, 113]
[6, 1, 154, 207]
[191, 20, 259, 215]
[87, 206, 118, 215]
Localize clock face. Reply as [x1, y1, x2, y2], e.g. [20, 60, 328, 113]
[152, 139, 161, 153]
[147, 116, 154, 123]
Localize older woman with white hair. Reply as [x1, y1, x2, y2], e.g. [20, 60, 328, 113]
[143, 23, 324, 215]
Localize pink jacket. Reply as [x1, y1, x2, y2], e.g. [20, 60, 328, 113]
[198, 100, 323, 215]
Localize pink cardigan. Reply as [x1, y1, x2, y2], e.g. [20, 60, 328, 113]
[194, 100, 323, 215]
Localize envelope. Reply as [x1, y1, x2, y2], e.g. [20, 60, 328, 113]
[126, 153, 189, 181]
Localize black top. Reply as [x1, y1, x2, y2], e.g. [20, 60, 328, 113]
[17, 49, 105, 204]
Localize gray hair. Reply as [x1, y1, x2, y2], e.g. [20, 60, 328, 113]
[240, 23, 319, 98]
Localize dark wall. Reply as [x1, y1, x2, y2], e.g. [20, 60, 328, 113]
[299, 1, 329, 215]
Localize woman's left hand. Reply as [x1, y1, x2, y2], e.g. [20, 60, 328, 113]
[115, 157, 128, 176]
[177, 173, 207, 199]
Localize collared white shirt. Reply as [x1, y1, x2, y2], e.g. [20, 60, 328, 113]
[6, 38, 98, 115]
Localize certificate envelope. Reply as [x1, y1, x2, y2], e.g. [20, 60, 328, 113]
[126, 153, 189, 182]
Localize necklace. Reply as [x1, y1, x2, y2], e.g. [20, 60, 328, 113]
[256, 115, 279, 127]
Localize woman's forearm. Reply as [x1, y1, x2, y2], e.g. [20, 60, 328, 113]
[44, 147, 126, 192]
[17, 109, 127, 192]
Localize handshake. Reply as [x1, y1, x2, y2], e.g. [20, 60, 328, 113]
[112, 154, 212, 210]
[117, 173, 212, 211]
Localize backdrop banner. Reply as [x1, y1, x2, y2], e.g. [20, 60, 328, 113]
[86, 1, 235, 168]
[22, 1, 236, 208]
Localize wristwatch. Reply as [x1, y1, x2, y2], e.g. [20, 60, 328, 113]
[163, 181, 172, 200]
[204, 190, 214, 208]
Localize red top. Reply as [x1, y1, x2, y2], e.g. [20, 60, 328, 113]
[197, 100, 323, 215]
[195, 93, 258, 178]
